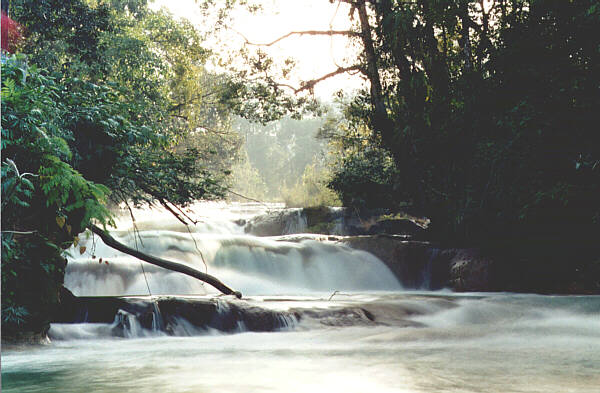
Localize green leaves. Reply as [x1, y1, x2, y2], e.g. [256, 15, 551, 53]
[1, 159, 35, 211]
[1, 0, 262, 333]
[2, 57, 115, 329]
[37, 154, 112, 229]
[321, 0, 600, 245]
[1, 306, 30, 326]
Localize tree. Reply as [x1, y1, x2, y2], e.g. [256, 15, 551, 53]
[9, 0, 244, 207]
[232, 115, 331, 201]
[2, 57, 114, 335]
[1, 0, 249, 337]
[240, 1, 599, 246]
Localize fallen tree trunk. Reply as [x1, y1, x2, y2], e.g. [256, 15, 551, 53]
[89, 225, 242, 299]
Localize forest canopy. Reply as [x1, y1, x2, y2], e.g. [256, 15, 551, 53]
[297, 0, 600, 246]
[215, 1, 599, 246]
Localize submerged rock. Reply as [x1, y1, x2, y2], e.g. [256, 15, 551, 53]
[52, 295, 299, 337]
[50, 293, 458, 339]
[294, 306, 377, 327]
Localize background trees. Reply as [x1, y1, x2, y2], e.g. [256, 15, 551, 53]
[312, 0, 600, 246]
[232, 116, 334, 203]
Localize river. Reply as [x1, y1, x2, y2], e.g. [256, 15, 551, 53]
[2, 203, 599, 392]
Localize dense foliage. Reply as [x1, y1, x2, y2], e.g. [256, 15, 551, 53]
[1, 57, 115, 334]
[325, 0, 600, 246]
[9, 0, 237, 205]
[1, 0, 244, 336]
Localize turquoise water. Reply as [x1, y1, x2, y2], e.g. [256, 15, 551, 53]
[3, 293, 599, 393]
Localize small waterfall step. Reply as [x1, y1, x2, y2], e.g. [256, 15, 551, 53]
[53, 291, 298, 337]
[51, 290, 456, 339]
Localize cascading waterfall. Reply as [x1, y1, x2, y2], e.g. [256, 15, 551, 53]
[64, 202, 401, 297]
[4, 202, 599, 393]
[150, 302, 164, 332]
[65, 231, 401, 296]
[283, 208, 308, 234]
[420, 247, 439, 289]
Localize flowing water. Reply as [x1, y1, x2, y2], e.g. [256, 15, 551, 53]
[2, 202, 599, 393]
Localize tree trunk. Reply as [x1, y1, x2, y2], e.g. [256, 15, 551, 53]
[418, 0, 449, 100]
[89, 225, 242, 298]
[355, 0, 394, 144]
[460, 2, 473, 72]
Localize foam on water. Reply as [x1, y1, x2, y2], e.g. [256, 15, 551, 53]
[4, 203, 599, 393]
[4, 293, 600, 393]
[65, 204, 402, 296]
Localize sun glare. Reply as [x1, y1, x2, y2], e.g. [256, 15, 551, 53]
[149, 0, 365, 100]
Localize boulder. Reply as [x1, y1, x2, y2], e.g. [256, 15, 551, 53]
[447, 249, 496, 292]
[339, 236, 449, 289]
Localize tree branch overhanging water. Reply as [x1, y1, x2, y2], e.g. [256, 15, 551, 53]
[89, 225, 242, 299]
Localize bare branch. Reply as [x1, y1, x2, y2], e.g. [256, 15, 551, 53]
[238, 30, 360, 47]
[1, 230, 38, 235]
[159, 198, 192, 226]
[227, 189, 268, 206]
[239, 74, 298, 93]
[271, 81, 298, 91]
[240, 65, 362, 94]
[294, 65, 363, 94]
[121, 194, 144, 249]
[170, 202, 199, 225]
[157, 199, 208, 273]
[90, 225, 242, 298]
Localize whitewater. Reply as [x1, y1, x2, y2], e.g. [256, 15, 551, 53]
[2, 202, 599, 393]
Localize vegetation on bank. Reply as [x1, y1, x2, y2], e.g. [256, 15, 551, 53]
[1, 0, 250, 336]
[231, 0, 599, 291]
[314, 1, 600, 247]
[229, 1, 599, 246]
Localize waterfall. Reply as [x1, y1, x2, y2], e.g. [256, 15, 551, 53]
[420, 247, 439, 289]
[64, 203, 402, 297]
[283, 209, 308, 234]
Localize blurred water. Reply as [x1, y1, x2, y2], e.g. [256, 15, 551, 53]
[2, 293, 599, 393]
[63, 202, 401, 296]
[3, 203, 599, 392]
